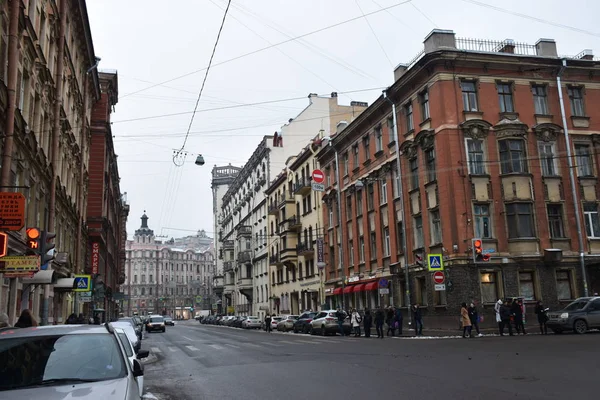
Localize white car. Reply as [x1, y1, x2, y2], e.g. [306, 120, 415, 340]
[242, 316, 262, 329]
[114, 326, 148, 394]
[265, 316, 283, 330]
[111, 321, 141, 353]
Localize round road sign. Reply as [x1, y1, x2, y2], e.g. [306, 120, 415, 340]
[312, 169, 325, 184]
[433, 271, 445, 284]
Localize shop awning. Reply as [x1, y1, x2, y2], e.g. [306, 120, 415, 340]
[353, 283, 366, 292]
[21, 270, 55, 285]
[332, 287, 343, 295]
[343, 286, 353, 294]
[364, 281, 378, 291]
[54, 278, 77, 292]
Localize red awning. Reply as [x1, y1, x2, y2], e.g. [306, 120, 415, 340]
[332, 287, 343, 295]
[343, 285, 354, 294]
[364, 281, 378, 291]
[353, 283, 366, 292]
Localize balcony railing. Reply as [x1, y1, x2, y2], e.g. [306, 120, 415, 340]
[268, 201, 279, 215]
[293, 177, 311, 195]
[223, 261, 233, 272]
[237, 225, 252, 237]
[278, 192, 293, 208]
[280, 215, 301, 233]
[223, 240, 234, 250]
[296, 241, 314, 256]
[237, 277, 253, 289]
[237, 250, 253, 264]
[269, 253, 280, 265]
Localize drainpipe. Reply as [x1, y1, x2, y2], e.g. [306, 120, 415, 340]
[383, 90, 412, 324]
[557, 59, 589, 297]
[332, 145, 346, 310]
[2, 0, 22, 326]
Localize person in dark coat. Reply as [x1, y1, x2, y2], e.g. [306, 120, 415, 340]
[534, 301, 549, 335]
[468, 302, 482, 336]
[363, 309, 373, 338]
[394, 307, 403, 336]
[65, 313, 77, 324]
[374, 307, 385, 338]
[511, 299, 526, 335]
[77, 313, 86, 324]
[264, 314, 272, 333]
[386, 307, 395, 336]
[499, 301, 514, 336]
[412, 304, 423, 336]
[14, 309, 38, 328]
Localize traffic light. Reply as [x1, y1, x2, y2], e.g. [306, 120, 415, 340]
[41, 230, 56, 266]
[26, 227, 41, 253]
[472, 238, 490, 262]
[0, 232, 7, 257]
[415, 252, 424, 267]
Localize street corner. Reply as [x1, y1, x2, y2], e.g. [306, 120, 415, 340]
[141, 352, 160, 365]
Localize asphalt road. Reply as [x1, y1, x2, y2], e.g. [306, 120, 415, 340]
[141, 320, 598, 400]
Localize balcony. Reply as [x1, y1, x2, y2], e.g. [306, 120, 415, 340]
[223, 261, 234, 273]
[279, 215, 302, 233]
[296, 241, 314, 257]
[269, 253, 281, 266]
[237, 225, 252, 237]
[280, 246, 298, 264]
[223, 240, 234, 250]
[293, 177, 311, 195]
[237, 277, 253, 290]
[224, 282, 235, 295]
[268, 201, 279, 215]
[237, 250, 253, 264]
[278, 192, 294, 209]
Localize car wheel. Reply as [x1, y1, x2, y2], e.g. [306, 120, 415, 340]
[310, 326, 315, 335]
[293, 326, 298, 333]
[162, 328, 166, 333]
[574, 319, 588, 334]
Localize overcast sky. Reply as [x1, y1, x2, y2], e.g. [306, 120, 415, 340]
[86, 0, 599, 240]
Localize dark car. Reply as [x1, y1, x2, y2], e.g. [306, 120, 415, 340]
[293, 312, 317, 333]
[145, 315, 166, 333]
[547, 296, 600, 334]
[164, 317, 174, 326]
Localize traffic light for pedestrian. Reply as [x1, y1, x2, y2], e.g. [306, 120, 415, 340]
[26, 227, 41, 253]
[415, 252, 424, 267]
[0, 232, 7, 258]
[472, 238, 490, 263]
[41, 231, 56, 265]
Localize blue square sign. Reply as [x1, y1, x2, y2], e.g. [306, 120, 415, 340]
[428, 254, 444, 271]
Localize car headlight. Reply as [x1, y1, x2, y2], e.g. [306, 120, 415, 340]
[560, 312, 569, 319]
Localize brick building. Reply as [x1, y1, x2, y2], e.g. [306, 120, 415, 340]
[317, 29, 600, 329]
[86, 71, 129, 321]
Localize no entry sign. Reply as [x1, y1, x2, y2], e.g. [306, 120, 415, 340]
[312, 169, 325, 184]
[433, 271, 445, 284]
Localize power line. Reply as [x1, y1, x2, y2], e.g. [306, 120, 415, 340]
[120, 0, 413, 99]
[176, 0, 232, 158]
[355, 0, 394, 67]
[409, 1, 438, 28]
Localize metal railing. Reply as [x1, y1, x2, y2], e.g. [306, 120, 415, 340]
[455, 38, 537, 55]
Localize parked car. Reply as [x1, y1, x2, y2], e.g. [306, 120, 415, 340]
[146, 315, 166, 333]
[277, 315, 299, 332]
[232, 316, 245, 328]
[293, 312, 318, 333]
[118, 317, 143, 342]
[163, 317, 175, 326]
[110, 321, 141, 353]
[547, 296, 600, 334]
[242, 316, 262, 329]
[0, 323, 147, 398]
[262, 315, 283, 331]
[114, 326, 149, 394]
[310, 310, 351, 336]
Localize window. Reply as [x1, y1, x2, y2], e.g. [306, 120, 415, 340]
[499, 139, 527, 174]
[349, 240, 354, 266]
[416, 277, 427, 306]
[547, 204, 565, 238]
[359, 236, 365, 262]
[328, 207, 333, 227]
[367, 183, 374, 211]
[409, 157, 419, 190]
[396, 221, 404, 254]
[567, 86, 585, 116]
[584, 203, 600, 238]
[419, 90, 430, 120]
[473, 204, 492, 239]
[430, 210, 442, 244]
[375, 126, 383, 152]
[363, 136, 370, 160]
[356, 191, 363, 216]
[370, 232, 377, 259]
[380, 180, 387, 204]
[325, 167, 331, 187]
[461, 81, 478, 112]
[556, 270, 573, 300]
[404, 103, 414, 132]
[465, 139, 485, 175]
[505, 203, 535, 238]
[387, 117, 395, 143]
[497, 83, 514, 113]
[518, 272, 536, 301]
[343, 152, 349, 176]
[434, 286, 447, 305]
[532, 85, 549, 114]
[352, 145, 359, 168]
[383, 227, 390, 257]
[392, 167, 400, 198]
[480, 272, 499, 304]
[425, 148, 436, 182]
[346, 195, 352, 218]
[575, 144, 593, 176]
[538, 142, 557, 176]
[414, 216, 424, 248]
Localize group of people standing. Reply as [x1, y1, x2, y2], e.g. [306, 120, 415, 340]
[492, 299, 550, 336]
[459, 302, 484, 338]
[345, 304, 424, 338]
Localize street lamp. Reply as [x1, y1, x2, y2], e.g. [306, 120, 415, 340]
[321, 135, 346, 310]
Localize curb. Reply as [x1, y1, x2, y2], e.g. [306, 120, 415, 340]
[141, 352, 159, 365]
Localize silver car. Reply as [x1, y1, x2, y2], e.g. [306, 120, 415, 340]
[0, 323, 147, 399]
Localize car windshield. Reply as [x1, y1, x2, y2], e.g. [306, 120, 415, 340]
[563, 299, 589, 311]
[151, 317, 164, 323]
[118, 318, 137, 329]
[110, 322, 138, 344]
[164, 317, 172, 321]
[272, 317, 283, 321]
[0, 333, 126, 390]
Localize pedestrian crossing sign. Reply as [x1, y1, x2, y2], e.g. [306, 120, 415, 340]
[428, 254, 444, 271]
[73, 274, 91, 292]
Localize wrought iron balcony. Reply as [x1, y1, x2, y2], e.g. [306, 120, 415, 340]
[223, 261, 233, 272]
[269, 253, 281, 265]
[223, 240, 234, 250]
[293, 177, 311, 195]
[296, 241, 314, 257]
[237, 225, 252, 237]
[237, 250, 253, 264]
[279, 215, 301, 233]
[268, 201, 279, 215]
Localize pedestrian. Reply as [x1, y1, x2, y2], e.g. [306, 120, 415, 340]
[0, 312, 10, 331]
[374, 306, 385, 338]
[494, 299, 502, 328]
[412, 304, 423, 336]
[351, 309, 362, 337]
[534, 300, 549, 335]
[394, 306, 403, 336]
[386, 306, 395, 336]
[499, 300, 513, 336]
[65, 313, 77, 324]
[14, 309, 38, 328]
[512, 299, 526, 335]
[335, 308, 346, 336]
[468, 302, 483, 337]
[363, 309, 373, 338]
[77, 313, 86, 324]
[265, 314, 272, 333]
[460, 302, 472, 338]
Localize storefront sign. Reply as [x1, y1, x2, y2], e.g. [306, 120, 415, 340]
[0, 192, 25, 230]
[316, 238, 324, 263]
[348, 276, 360, 283]
[0, 255, 40, 276]
[300, 279, 320, 287]
[379, 288, 390, 295]
[91, 242, 100, 274]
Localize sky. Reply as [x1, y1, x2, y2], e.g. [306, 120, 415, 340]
[86, 0, 600, 240]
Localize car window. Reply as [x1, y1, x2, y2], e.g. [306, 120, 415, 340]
[0, 333, 126, 390]
[564, 299, 589, 311]
[590, 299, 600, 310]
[315, 312, 326, 319]
[116, 332, 133, 358]
[150, 317, 164, 323]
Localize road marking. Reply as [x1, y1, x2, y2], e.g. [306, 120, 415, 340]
[261, 342, 281, 347]
[225, 344, 239, 349]
[209, 344, 224, 350]
[169, 347, 178, 352]
[182, 336, 194, 341]
[296, 340, 319, 344]
[150, 347, 162, 353]
[243, 342, 263, 348]
[186, 345, 199, 351]
[278, 340, 298, 345]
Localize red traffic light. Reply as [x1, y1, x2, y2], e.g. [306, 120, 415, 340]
[473, 239, 482, 248]
[26, 227, 41, 250]
[482, 253, 491, 261]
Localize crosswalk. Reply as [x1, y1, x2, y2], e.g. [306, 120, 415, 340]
[148, 337, 349, 355]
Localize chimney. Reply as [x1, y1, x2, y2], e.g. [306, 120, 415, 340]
[394, 63, 408, 81]
[336, 120, 348, 133]
[331, 92, 338, 98]
[579, 49, 594, 60]
[535, 38, 558, 57]
[423, 29, 456, 54]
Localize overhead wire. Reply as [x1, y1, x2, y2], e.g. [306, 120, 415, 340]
[409, 1, 438, 28]
[354, 0, 394, 67]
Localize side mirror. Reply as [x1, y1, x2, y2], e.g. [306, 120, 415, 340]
[136, 349, 150, 359]
[132, 359, 144, 377]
